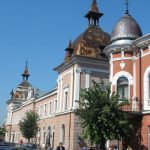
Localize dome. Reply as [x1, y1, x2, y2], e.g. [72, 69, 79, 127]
[19, 81, 32, 87]
[12, 81, 33, 100]
[111, 13, 142, 44]
[73, 26, 110, 59]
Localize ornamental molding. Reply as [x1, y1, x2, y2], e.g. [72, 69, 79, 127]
[112, 71, 133, 85]
[120, 61, 126, 70]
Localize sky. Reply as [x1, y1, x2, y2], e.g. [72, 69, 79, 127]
[0, 0, 149, 125]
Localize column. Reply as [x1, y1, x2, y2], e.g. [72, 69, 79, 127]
[110, 53, 113, 94]
[56, 77, 60, 112]
[85, 70, 91, 89]
[69, 68, 74, 110]
[132, 52, 137, 111]
[59, 77, 63, 112]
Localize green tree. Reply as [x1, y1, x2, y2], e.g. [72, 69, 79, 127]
[0, 126, 5, 140]
[19, 110, 39, 143]
[76, 81, 133, 150]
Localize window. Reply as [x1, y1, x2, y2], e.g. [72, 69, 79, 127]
[35, 107, 39, 115]
[43, 127, 46, 144]
[47, 126, 51, 145]
[40, 105, 43, 116]
[144, 67, 150, 109]
[117, 77, 129, 100]
[149, 74, 150, 99]
[148, 127, 150, 150]
[44, 104, 47, 115]
[55, 100, 57, 112]
[49, 102, 52, 114]
[64, 92, 68, 110]
[61, 124, 65, 145]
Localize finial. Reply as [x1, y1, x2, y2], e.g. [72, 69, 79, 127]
[10, 89, 14, 99]
[65, 38, 74, 52]
[68, 37, 73, 49]
[91, 0, 99, 13]
[125, 0, 129, 14]
[65, 39, 74, 61]
[25, 61, 28, 69]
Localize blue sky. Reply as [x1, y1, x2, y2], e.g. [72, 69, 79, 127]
[0, 0, 149, 125]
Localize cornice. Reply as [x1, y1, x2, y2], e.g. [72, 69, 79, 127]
[54, 55, 109, 74]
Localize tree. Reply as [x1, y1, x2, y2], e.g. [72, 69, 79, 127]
[19, 110, 39, 143]
[75, 81, 133, 150]
[0, 126, 5, 140]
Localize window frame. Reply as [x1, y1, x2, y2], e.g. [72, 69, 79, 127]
[117, 76, 129, 100]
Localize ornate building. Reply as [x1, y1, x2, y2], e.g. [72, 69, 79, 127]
[104, 2, 150, 150]
[4, 0, 150, 149]
[4, 1, 110, 150]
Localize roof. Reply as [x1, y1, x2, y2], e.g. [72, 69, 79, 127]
[111, 13, 142, 44]
[73, 26, 110, 59]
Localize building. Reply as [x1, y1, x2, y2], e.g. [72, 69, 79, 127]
[4, 1, 110, 149]
[104, 2, 150, 150]
[4, 0, 150, 149]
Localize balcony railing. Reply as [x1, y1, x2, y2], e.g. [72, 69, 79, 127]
[120, 101, 141, 113]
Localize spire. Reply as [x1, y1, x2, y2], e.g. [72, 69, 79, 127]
[65, 39, 74, 60]
[22, 61, 30, 81]
[85, 0, 103, 27]
[125, 0, 129, 14]
[90, 0, 99, 13]
[10, 89, 14, 99]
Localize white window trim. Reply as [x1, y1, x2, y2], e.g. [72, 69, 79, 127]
[112, 71, 133, 86]
[60, 124, 65, 144]
[144, 66, 150, 110]
[44, 103, 47, 116]
[39, 104, 43, 116]
[49, 102, 52, 115]
[117, 77, 130, 100]
[112, 71, 133, 101]
[63, 88, 69, 111]
[54, 100, 57, 112]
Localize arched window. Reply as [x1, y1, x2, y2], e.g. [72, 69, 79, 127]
[117, 77, 129, 100]
[144, 67, 150, 109]
[43, 127, 46, 144]
[149, 74, 150, 99]
[61, 124, 65, 145]
[46, 126, 51, 145]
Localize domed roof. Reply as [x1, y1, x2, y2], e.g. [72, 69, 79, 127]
[73, 26, 110, 59]
[111, 13, 142, 44]
[19, 81, 32, 87]
[11, 62, 34, 101]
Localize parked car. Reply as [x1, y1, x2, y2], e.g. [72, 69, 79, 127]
[19, 143, 41, 150]
[0, 145, 14, 150]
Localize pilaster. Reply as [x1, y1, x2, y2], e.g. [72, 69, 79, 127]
[73, 68, 82, 109]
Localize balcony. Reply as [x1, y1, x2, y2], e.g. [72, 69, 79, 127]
[120, 101, 141, 114]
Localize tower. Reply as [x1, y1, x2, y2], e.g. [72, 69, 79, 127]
[64, 0, 110, 60]
[104, 1, 144, 149]
[85, 0, 103, 27]
[22, 61, 30, 81]
[54, 1, 110, 149]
